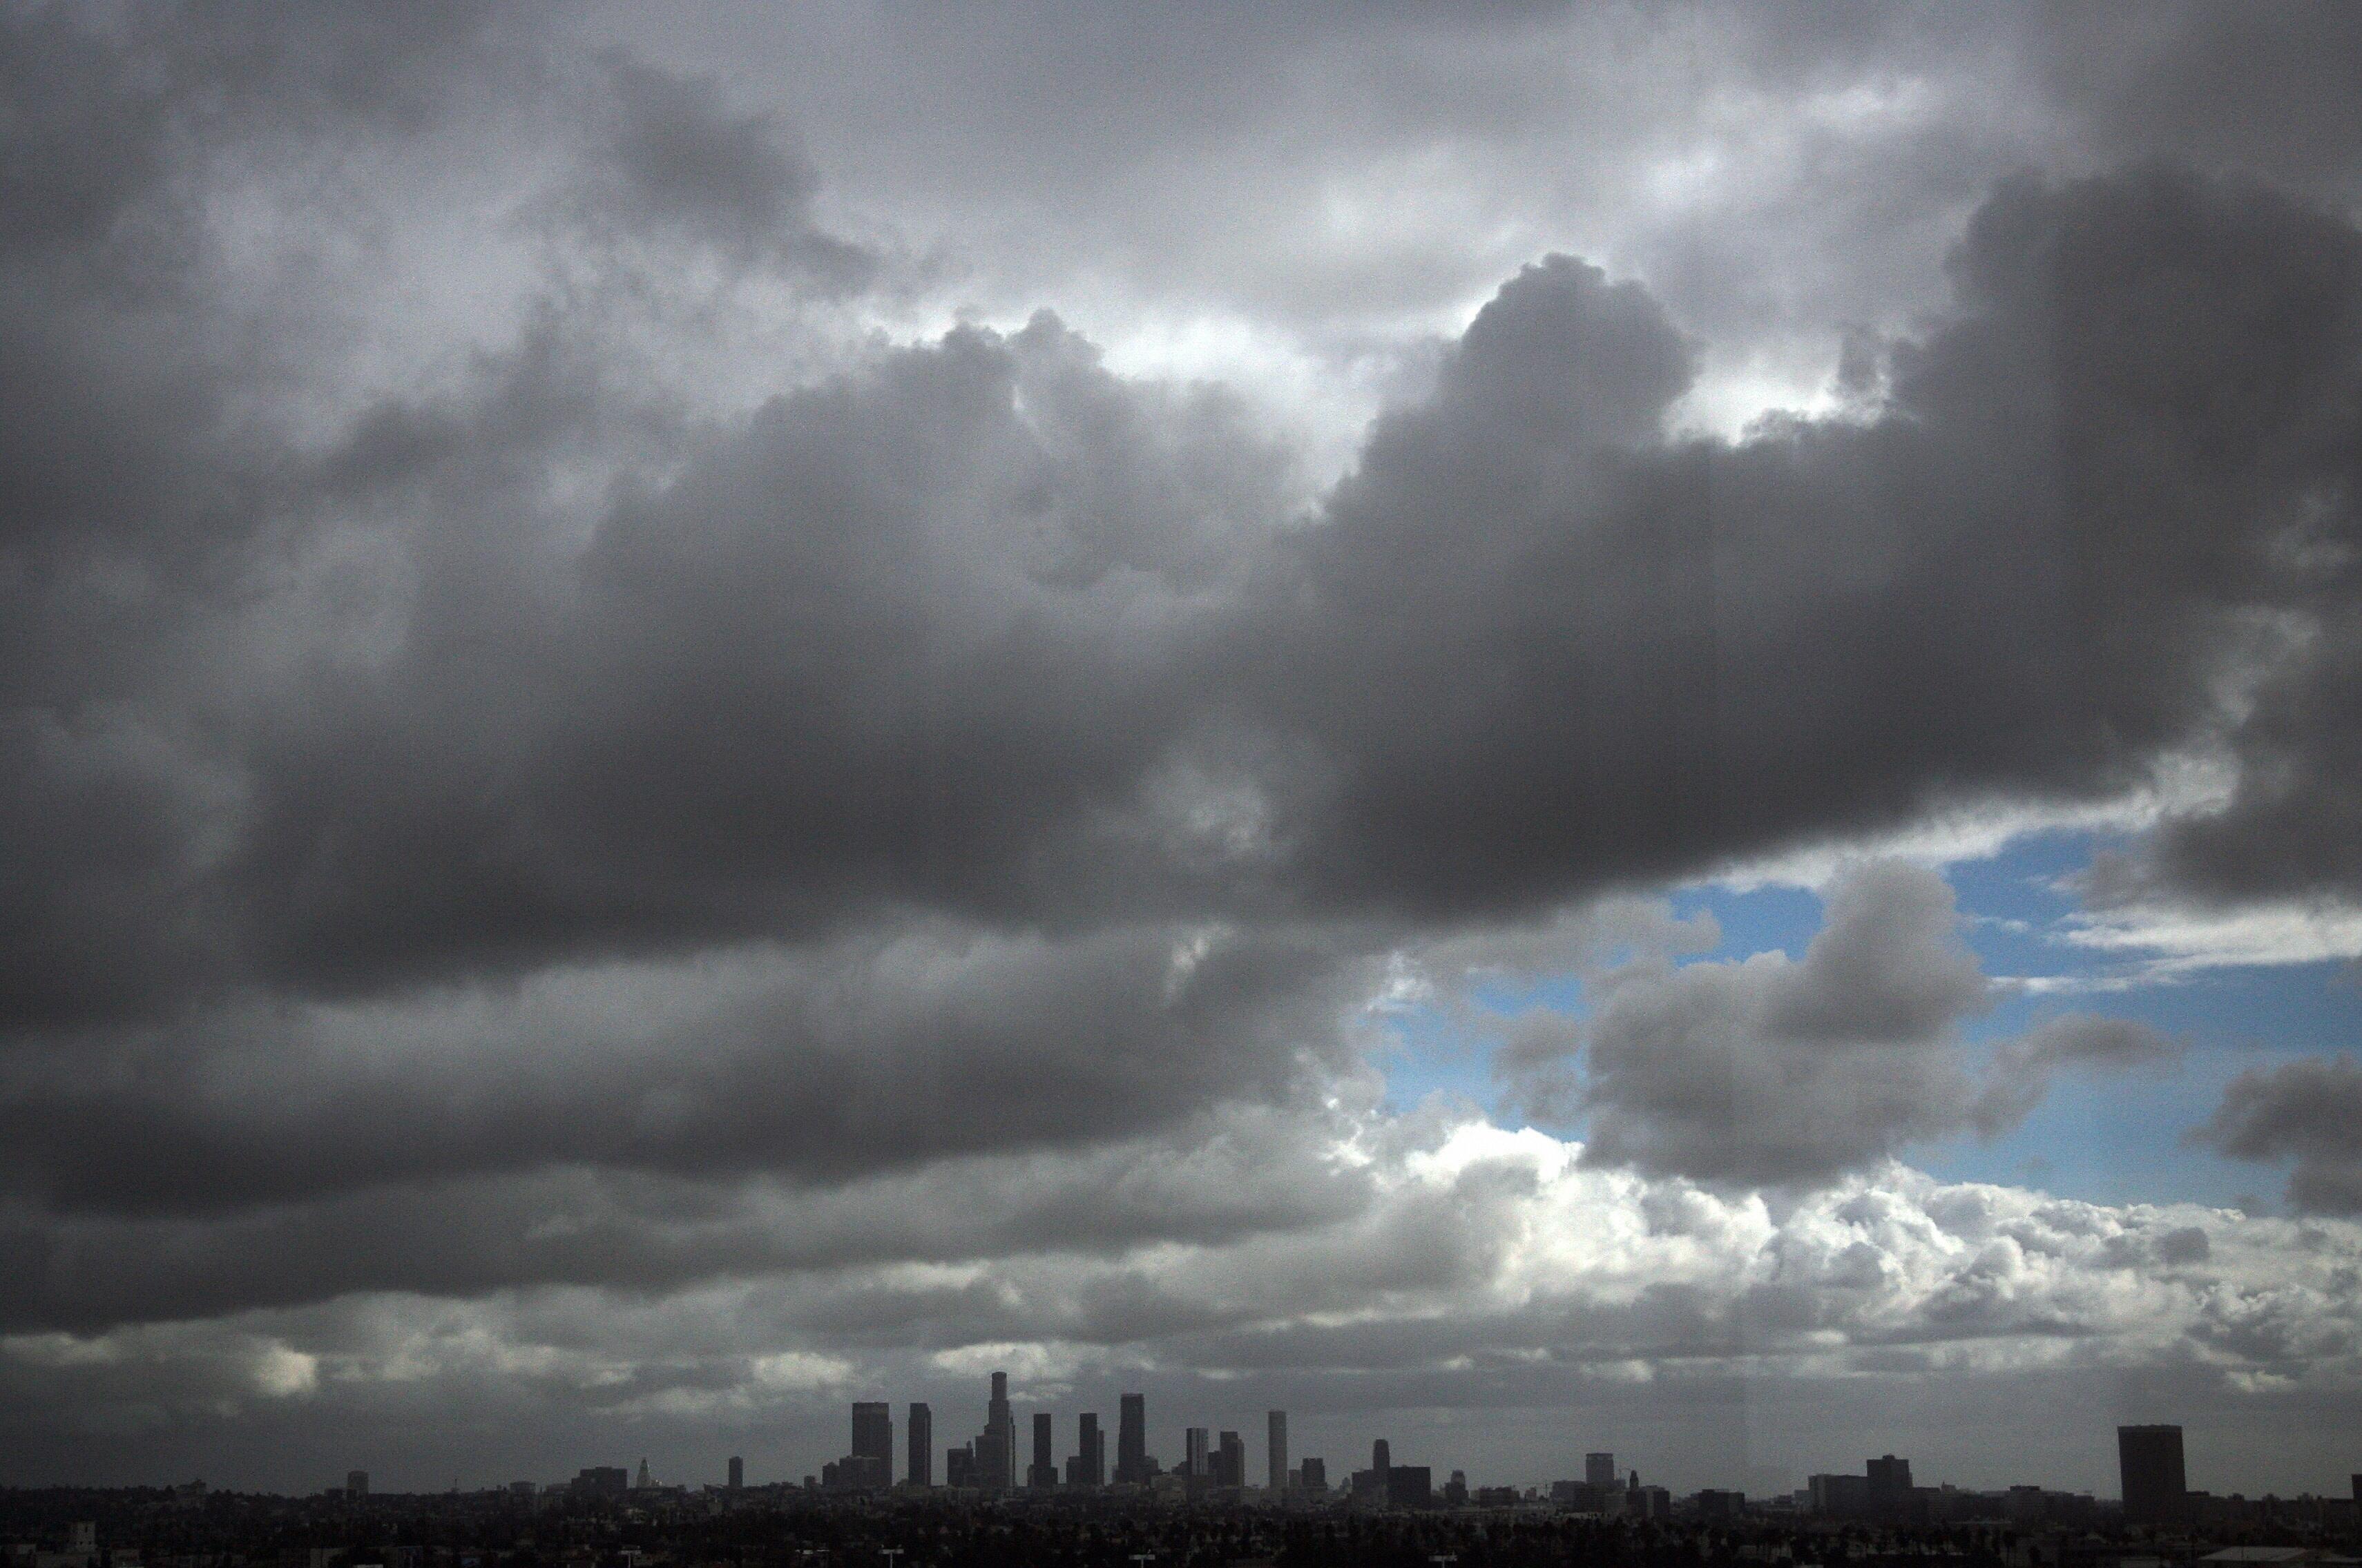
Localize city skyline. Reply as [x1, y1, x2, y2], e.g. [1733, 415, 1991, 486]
[285, 1375, 2322, 1516]
[3, 0, 2360, 1503]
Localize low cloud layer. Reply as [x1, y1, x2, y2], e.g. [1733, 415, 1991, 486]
[6, 1114, 2355, 1491]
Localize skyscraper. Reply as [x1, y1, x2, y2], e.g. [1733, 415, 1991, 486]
[1268, 1411, 1288, 1491]
[1029, 1411, 1057, 1489]
[2120, 1426, 2187, 1525]
[347, 1471, 369, 1500]
[1587, 1452, 1615, 1489]
[1073, 1412, 1104, 1488]
[853, 1402, 894, 1477]
[1117, 1393, 1149, 1484]
[1372, 1438, 1391, 1480]
[727, 1455, 742, 1491]
[975, 1371, 1017, 1491]
[908, 1404, 932, 1488]
[1186, 1426, 1211, 1480]
[1218, 1430, 1245, 1488]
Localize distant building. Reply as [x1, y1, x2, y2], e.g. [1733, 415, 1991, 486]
[572, 1467, 629, 1500]
[1587, 1453, 1615, 1489]
[908, 1404, 932, 1488]
[1373, 1438, 1391, 1479]
[347, 1471, 369, 1500]
[1695, 1489, 1746, 1521]
[820, 1454, 888, 1492]
[1067, 1413, 1104, 1489]
[1116, 1393, 1150, 1484]
[945, 1443, 976, 1490]
[1810, 1473, 1871, 1517]
[822, 1404, 895, 1491]
[1269, 1411, 1288, 1492]
[1217, 1431, 1245, 1489]
[1028, 1411, 1058, 1489]
[1185, 1427, 1211, 1481]
[2120, 1425, 2188, 1525]
[854, 1403, 893, 1474]
[820, 1402, 894, 1491]
[1445, 1470, 1468, 1507]
[727, 1456, 743, 1491]
[1867, 1455, 1914, 1516]
[1386, 1466, 1433, 1510]
[974, 1373, 1017, 1491]
[1299, 1457, 1327, 1495]
[1551, 1478, 1619, 1511]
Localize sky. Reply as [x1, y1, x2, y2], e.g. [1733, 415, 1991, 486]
[2, 0, 2361, 1502]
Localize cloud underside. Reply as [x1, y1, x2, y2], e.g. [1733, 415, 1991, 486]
[7, 1119, 2356, 1484]
[3, 1, 2361, 1484]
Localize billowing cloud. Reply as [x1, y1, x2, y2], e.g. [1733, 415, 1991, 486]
[2198, 1055, 2362, 1216]
[1500, 862, 2173, 1185]
[5, 1114, 2356, 1489]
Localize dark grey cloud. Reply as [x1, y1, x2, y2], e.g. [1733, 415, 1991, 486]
[2146, 619, 2362, 902]
[0, 921, 1356, 1225]
[224, 158, 2362, 986]
[2198, 1054, 2362, 1215]
[1240, 167, 2362, 918]
[11, 126, 2359, 1020]
[0, 1098, 1374, 1335]
[574, 60, 875, 284]
[2034, 1, 2362, 204]
[1, 145, 2343, 1239]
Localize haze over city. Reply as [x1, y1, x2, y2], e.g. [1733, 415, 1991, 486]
[1, 0, 2360, 1509]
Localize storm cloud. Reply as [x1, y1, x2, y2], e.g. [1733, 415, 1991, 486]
[1, 0, 2358, 1493]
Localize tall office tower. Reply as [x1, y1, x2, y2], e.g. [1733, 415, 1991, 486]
[635, 1458, 652, 1490]
[1186, 1427, 1211, 1479]
[852, 1402, 894, 1477]
[1867, 1455, 1914, 1514]
[984, 1372, 1017, 1489]
[1586, 1452, 1615, 1489]
[1028, 1411, 1057, 1489]
[347, 1471, 369, 1499]
[1372, 1439, 1391, 1480]
[1218, 1431, 1245, 1488]
[974, 1426, 1009, 1493]
[1300, 1457, 1327, 1494]
[2119, 1426, 2187, 1525]
[1268, 1411, 1288, 1491]
[1117, 1393, 1149, 1483]
[727, 1455, 743, 1491]
[1077, 1413, 1104, 1487]
[908, 1404, 932, 1488]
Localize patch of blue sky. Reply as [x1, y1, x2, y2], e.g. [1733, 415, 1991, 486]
[1668, 880, 1820, 964]
[1374, 822, 2359, 1208]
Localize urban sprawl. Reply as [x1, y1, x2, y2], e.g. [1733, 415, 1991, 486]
[6, 1378, 2356, 1568]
